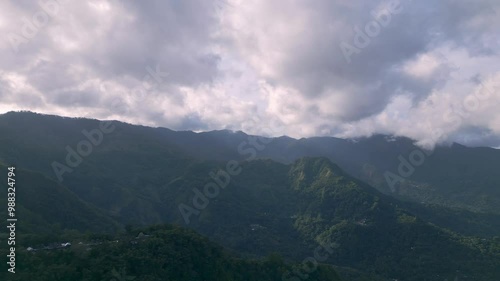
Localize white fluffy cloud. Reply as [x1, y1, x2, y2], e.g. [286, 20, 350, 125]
[0, 0, 499, 147]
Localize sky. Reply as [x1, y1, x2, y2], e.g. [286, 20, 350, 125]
[0, 0, 499, 148]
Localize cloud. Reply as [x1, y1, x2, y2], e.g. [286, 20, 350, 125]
[0, 0, 499, 147]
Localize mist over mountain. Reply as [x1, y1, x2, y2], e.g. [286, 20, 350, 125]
[2, 0, 500, 279]
[3, 111, 499, 214]
[1, 111, 499, 280]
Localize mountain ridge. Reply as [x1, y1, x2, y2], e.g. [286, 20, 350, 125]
[1, 111, 500, 280]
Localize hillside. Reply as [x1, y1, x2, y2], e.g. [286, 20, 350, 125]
[0, 112, 499, 280]
[0, 224, 343, 281]
[2, 111, 499, 215]
[0, 163, 120, 235]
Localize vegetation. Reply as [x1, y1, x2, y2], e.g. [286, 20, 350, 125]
[0, 224, 342, 281]
[0, 112, 499, 280]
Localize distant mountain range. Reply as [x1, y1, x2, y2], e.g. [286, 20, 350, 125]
[2, 111, 499, 215]
[0, 111, 499, 280]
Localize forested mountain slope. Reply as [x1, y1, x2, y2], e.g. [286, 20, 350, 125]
[0, 111, 499, 280]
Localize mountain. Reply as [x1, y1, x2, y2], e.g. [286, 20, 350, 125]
[0, 111, 499, 280]
[2, 111, 500, 216]
[158, 128, 500, 215]
[2, 110, 500, 216]
[179, 157, 500, 280]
